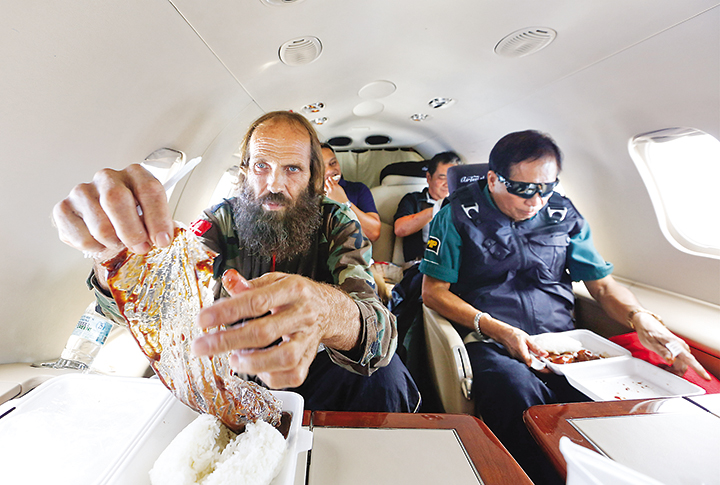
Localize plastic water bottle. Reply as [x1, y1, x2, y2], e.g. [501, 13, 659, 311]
[54, 302, 116, 371]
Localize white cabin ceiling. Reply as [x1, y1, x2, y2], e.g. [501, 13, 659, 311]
[170, 0, 719, 152]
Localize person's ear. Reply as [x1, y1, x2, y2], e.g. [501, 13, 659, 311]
[487, 170, 498, 188]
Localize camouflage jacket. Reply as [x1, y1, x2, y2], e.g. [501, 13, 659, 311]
[92, 197, 397, 376]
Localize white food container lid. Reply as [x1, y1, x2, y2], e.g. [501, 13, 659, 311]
[0, 373, 310, 485]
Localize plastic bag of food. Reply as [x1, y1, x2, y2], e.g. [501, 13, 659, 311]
[103, 225, 282, 431]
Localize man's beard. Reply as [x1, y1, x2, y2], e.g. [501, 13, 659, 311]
[231, 184, 322, 261]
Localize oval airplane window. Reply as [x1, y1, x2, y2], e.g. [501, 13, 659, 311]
[630, 128, 720, 258]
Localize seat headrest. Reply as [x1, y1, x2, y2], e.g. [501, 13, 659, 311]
[447, 163, 489, 194]
[379, 160, 427, 184]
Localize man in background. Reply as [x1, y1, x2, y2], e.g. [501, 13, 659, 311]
[389, 151, 461, 411]
[393, 151, 460, 262]
[322, 143, 381, 242]
[421, 130, 710, 484]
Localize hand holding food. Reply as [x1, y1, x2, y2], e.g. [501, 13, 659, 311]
[104, 226, 282, 431]
[192, 269, 358, 390]
[53, 164, 174, 258]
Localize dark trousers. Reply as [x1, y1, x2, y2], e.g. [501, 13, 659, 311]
[467, 340, 590, 485]
[292, 350, 421, 413]
[388, 264, 443, 412]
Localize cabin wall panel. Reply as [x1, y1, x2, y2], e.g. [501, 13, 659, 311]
[450, 9, 719, 304]
[0, 1, 257, 364]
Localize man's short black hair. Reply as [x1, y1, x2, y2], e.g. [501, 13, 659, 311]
[427, 151, 461, 176]
[488, 130, 562, 176]
[320, 143, 334, 153]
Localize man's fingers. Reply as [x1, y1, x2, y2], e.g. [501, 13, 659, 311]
[681, 352, 712, 380]
[54, 182, 125, 255]
[222, 269, 252, 295]
[53, 198, 112, 255]
[526, 338, 548, 358]
[194, 307, 306, 353]
[96, 166, 173, 254]
[197, 273, 301, 330]
[124, 164, 174, 248]
[231, 335, 319, 389]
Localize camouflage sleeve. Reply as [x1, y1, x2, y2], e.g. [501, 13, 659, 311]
[322, 199, 398, 375]
[86, 272, 125, 325]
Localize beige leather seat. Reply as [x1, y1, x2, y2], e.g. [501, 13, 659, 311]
[423, 304, 476, 415]
[369, 174, 427, 264]
[421, 163, 489, 415]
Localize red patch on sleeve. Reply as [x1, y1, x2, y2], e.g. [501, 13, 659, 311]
[189, 219, 212, 237]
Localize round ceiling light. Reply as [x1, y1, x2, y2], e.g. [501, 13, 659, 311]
[311, 117, 327, 125]
[279, 36, 323, 66]
[302, 102, 324, 113]
[411, 113, 429, 122]
[428, 97, 455, 109]
[353, 101, 384, 117]
[358, 80, 397, 99]
[495, 27, 557, 58]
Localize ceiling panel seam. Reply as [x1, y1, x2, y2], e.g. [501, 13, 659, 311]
[545, 4, 720, 92]
[166, 0, 258, 104]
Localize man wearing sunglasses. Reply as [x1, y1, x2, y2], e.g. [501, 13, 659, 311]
[419, 130, 709, 485]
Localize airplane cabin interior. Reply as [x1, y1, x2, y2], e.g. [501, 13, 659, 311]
[1, 2, 718, 484]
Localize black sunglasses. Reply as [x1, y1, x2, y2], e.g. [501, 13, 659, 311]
[496, 173, 559, 199]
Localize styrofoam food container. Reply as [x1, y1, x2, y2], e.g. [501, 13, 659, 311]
[0, 373, 311, 485]
[562, 356, 705, 401]
[533, 329, 631, 375]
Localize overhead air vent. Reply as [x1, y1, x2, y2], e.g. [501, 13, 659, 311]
[328, 136, 352, 147]
[495, 27, 557, 58]
[279, 37, 322, 66]
[365, 135, 391, 146]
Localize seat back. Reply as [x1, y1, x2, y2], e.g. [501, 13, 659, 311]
[447, 162, 489, 194]
[370, 174, 427, 264]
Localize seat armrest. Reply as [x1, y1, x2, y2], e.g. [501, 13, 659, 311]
[423, 305, 475, 415]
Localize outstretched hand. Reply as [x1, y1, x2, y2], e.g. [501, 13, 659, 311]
[53, 164, 174, 259]
[191, 269, 359, 389]
[634, 312, 711, 380]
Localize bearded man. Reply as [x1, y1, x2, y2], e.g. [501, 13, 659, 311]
[53, 111, 419, 412]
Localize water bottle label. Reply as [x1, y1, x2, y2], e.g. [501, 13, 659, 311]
[71, 313, 114, 345]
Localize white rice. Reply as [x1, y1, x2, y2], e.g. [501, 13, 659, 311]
[533, 333, 583, 354]
[150, 415, 287, 485]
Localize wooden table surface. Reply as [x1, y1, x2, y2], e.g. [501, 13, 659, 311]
[302, 411, 533, 485]
[523, 396, 712, 479]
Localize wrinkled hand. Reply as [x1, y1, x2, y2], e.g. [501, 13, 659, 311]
[634, 313, 711, 380]
[191, 269, 331, 389]
[324, 177, 349, 204]
[498, 325, 551, 373]
[52, 164, 173, 259]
